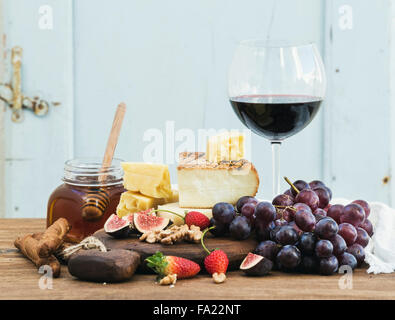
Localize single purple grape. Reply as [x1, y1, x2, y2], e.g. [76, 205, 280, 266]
[295, 189, 320, 211]
[229, 216, 251, 240]
[295, 210, 316, 232]
[360, 219, 373, 237]
[337, 252, 357, 270]
[315, 217, 338, 240]
[319, 256, 338, 275]
[236, 196, 258, 213]
[330, 234, 347, 256]
[327, 204, 344, 224]
[290, 180, 310, 196]
[241, 202, 256, 221]
[352, 200, 371, 219]
[255, 240, 280, 261]
[355, 227, 370, 248]
[293, 203, 312, 213]
[212, 202, 236, 225]
[309, 180, 326, 189]
[313, 208, 327, 222]
[338, 223, 357, 246]
[275, 225, 299, 245]
[255, 201, 277, 224]
[315, 240, 333, 258]
[209, 218, 228, 237]
[340, 203, 365, 227]
[313, 187, 331, 209]
[276, 245, 301, 269]
[298, 232, 317, 255]
[272, 194, 294, 207]
[346, 243, 365, 267]
[324, 186, 333, 200]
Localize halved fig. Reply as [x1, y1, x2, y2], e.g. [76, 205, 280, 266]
[240, 252, 273, 276]
[104, 214, 130, 238]
[122, 213, 135, 229]
[133, 212, 169, 234]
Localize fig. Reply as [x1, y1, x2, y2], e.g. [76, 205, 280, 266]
[240, 252, 273, 276]
[133, 212, 170, 234]
[122, 213, 135, 228]
[68, 249, 140, 283]
[104, 214, 130, 238]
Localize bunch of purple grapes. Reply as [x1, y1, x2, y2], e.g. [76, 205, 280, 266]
[210, 178, 374, 275]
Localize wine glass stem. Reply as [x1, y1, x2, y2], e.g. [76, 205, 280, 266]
[271, 141, 281, 197]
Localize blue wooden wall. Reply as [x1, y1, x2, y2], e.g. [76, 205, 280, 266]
[1, 0, 394, 217]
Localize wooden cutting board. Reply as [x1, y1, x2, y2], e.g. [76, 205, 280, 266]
[93, 229, 258, 272]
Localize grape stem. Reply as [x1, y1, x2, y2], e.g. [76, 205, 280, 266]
[274, 205, 297, 212]
[284, 177, 300, 194]
[201, 226, 216, 255]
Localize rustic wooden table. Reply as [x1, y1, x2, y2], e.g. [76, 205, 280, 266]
[0, 219, 394, 300]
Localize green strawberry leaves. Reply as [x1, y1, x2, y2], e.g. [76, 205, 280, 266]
[145, 251, 169, 280]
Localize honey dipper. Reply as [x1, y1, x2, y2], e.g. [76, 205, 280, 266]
[81, 103, 126, 221]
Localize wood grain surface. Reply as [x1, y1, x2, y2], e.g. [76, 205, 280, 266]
[1, 219, 395, 300]
[93, 229, 257, 272]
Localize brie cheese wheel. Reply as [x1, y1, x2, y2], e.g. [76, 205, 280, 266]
[157, 202, 212, 225]
[177, 152, 259, 208]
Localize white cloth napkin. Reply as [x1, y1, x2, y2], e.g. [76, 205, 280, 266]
[332, 198, 395, 274]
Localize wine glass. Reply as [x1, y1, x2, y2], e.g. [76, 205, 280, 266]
[228, 40, 326, 197]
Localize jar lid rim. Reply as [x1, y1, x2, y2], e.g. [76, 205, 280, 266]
[63, 157, 124, 187]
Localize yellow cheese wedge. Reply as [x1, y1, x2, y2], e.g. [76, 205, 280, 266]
[157, 202, 212, 226]
[206, 131, 245, 163]
[116, 189, 179, 218]
[116, 191, 165, 218]
[121, 162, 172, 198]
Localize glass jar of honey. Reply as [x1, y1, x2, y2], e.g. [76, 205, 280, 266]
[47, 158, 125, 243]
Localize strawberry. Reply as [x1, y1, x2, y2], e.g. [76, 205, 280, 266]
[150, 209, 210, 230]
[201, 227, 229, 283]
[145, 251, 200, 280]
[184, 211, 210, 230]
[204, 249, 229, 275]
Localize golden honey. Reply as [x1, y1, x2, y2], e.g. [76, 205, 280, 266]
[47, 158, 124, 243]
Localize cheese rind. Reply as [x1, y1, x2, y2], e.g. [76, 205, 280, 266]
[157, 202, 212, 226]
[121, 162, 172, 198]
[177, 152, 259, 208]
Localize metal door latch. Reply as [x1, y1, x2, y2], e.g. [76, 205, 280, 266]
[0, 46, 58, 122]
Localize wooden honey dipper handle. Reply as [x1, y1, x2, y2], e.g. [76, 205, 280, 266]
[101, 102, 126, 177]
[82, 103, 126, 221]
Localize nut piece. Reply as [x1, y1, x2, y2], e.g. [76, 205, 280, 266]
[159, 273, 177, 286]
[139, 224, 203, 245]
[212, 272, 226, 284]
[186, 225, 202, 242]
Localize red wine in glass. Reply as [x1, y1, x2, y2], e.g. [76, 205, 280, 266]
[228, 40, 326, 196]
[230, 94, 322, 141]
